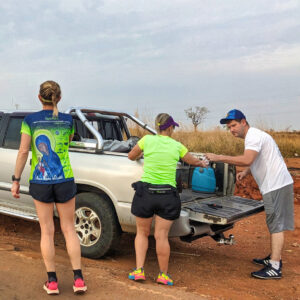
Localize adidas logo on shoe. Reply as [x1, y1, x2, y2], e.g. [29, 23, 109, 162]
[251, 263, 282, 280]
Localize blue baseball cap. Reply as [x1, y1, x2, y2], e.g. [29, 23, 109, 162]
[220, 109, 246, 124]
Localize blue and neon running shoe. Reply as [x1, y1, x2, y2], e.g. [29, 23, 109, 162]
[156, 272, 173, 286]
[128, 268, 146, 281]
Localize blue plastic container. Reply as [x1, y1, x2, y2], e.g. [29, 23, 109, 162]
[191, 167, 216, 193]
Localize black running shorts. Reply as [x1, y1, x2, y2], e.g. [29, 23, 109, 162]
[29, 180, 77, 203]
[131, 181, 181, 220]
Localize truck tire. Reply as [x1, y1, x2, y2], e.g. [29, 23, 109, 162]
[74, 192, 121, 258]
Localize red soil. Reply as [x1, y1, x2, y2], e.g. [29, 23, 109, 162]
[235, 159, 300, 205]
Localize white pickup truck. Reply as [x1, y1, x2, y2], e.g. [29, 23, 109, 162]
[0, 107, 264, 258]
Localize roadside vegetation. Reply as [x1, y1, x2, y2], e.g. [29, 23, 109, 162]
[173, 130, 300, 158]
[128, 121, 300, 158]
[126, 108, 300, 158]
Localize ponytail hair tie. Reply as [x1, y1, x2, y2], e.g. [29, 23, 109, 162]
[41, 97, 53, 103]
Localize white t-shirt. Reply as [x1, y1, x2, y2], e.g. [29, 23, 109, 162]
[245, 127, 293, 195]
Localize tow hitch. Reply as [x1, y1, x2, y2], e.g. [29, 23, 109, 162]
[212, 233, 235, 245]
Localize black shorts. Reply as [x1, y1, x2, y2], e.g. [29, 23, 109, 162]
[131, 181, 181, 221]
[29, 180, 77, 203]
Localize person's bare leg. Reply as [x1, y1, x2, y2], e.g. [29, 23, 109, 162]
[270, 232, 284, 262]
[34, 200, 56, 272]
[135, 217, 153, 269]
[154, 216, 173, 273]
[56, 198, 81, 270]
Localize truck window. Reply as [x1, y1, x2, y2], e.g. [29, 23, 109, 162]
[72, 116, 124, 141]
[3, 117, 24, 149]
[102, 120, 122, 141]
[0, 115, 2, 139]
[73, 119, 94, 140]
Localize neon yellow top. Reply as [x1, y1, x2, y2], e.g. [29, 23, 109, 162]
[138, 135, 188, 187]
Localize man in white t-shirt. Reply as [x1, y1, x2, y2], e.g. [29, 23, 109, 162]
[206, 109, 294, 280]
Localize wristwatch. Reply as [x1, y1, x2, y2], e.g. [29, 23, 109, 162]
[12, 175, 21, 182]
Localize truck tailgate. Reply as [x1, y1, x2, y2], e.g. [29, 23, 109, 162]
[182, 195, 264, 225]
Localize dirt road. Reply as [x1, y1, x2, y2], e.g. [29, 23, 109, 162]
[0, 162, 299, 300]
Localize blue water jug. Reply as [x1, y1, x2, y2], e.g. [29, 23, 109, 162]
[191, 167, 216, 193]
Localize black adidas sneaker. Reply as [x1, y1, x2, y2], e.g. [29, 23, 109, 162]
[251, 263, 282, 279]
[252, 254, 282, 268]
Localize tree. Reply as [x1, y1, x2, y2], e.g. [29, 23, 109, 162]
[184, 106, 209, 131]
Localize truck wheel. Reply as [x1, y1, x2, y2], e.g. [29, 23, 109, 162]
[74, 192, 121, 258]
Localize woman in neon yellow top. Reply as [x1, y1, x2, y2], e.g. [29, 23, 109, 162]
[128, 113, 208, 286]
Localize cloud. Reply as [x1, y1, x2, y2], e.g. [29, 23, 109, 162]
[0, 0, 300, 129]
[180, 44, 300, 75]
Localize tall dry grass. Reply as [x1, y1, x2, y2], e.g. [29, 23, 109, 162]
[173, 130, 245, 155]
[128, 124, 300, 157]
[174, 130, 300, 157]
[269, 131, 300, 158]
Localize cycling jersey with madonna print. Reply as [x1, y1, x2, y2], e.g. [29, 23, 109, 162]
[21, 110, 74, 184]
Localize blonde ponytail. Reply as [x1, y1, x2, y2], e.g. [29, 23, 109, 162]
[52, 95, 59, 117]
[39, 80, 61, 118]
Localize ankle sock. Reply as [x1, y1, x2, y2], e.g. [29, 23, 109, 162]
[269, 260, 280, 270]
[47, 272, 57, 282]
[73, 269, 83, 280]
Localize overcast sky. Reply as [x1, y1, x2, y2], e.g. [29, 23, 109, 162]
[1, 0, 300, 130]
